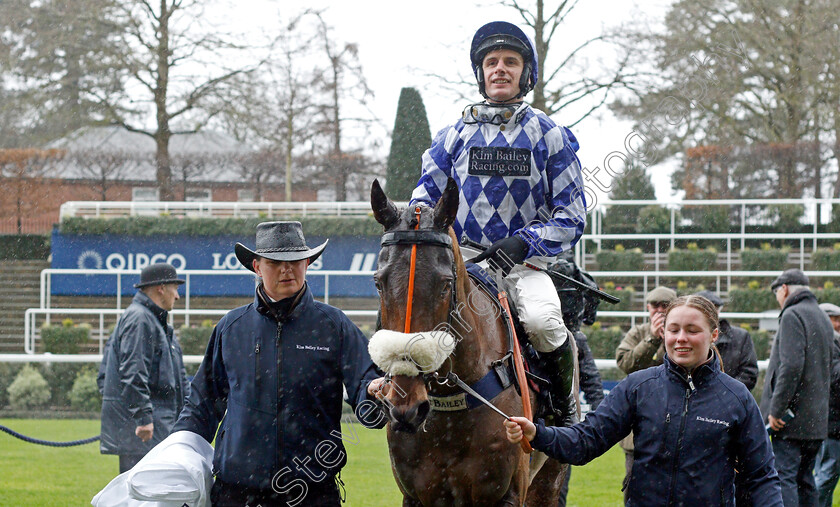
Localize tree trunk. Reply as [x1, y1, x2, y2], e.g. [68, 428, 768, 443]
[155, 0, 174, 201]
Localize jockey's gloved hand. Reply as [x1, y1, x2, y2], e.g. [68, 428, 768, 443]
[472, 236, 529, 276]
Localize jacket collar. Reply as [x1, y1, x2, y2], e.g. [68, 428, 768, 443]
[254, 282, 311, 322]
[716, 319, 733, 344]
[133, 290, 168, 328]
[664, 350, 720, 387]
[780, 288, 817, 316]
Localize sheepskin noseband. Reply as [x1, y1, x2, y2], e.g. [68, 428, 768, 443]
[368, 329, 457, 377]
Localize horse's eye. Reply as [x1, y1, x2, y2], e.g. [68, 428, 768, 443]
[374, 280, 383, 294]
[441, 280, 453, 297]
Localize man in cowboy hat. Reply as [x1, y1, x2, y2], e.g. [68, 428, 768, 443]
[174, 221, 386, 506]
[99, 262, 188, 473]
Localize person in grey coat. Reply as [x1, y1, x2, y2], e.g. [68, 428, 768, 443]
[98, 263, 188, 473]
[760, 269, 834, 507]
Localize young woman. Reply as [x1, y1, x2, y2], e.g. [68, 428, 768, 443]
[504, 295, 782, 506]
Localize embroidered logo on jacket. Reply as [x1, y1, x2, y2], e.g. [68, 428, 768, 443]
[296, 345, 330, 352]
[696, 416, 730, 427]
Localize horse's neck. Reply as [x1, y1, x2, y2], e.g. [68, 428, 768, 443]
[449, 277, 508, 383]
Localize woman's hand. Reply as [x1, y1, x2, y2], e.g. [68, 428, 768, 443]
[504, 416, 536, 443]
[367, 377, 390, 397]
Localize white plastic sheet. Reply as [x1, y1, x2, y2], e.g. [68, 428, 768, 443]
[92, 431, 214, 507]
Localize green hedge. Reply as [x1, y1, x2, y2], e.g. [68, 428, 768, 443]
[816, 287, 840, 306]
[41, 322, 90, 354]
[179, 323, 215, 356]
[60, 216, 383, 237]
[740, 248, 789, 271]
[813, 248, 840, 271]
[668, 246, 718, 271]
[0, 234, 50, 260]
[583, 322, 626, 360]
[595, 249, 644, 271]
[727, 285, 777, 313]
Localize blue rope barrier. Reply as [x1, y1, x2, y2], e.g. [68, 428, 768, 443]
[0, 423, 100, 447]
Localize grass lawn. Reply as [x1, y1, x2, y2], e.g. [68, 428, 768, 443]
[3, 418, 837, 506]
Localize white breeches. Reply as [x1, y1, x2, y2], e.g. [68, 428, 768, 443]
[502, 264, 569, 353]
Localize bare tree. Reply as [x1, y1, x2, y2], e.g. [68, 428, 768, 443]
[170, 152, 223, 201]
[95, 0, 267, 200]
[228, 151, 281, 203]
[216, 12, 321, 201]
[309, 12, 381, 201]
[501, 0, 647, 124]
[63, 149, 139, 201]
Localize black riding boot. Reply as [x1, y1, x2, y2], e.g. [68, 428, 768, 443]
[541, 338, 578, 427]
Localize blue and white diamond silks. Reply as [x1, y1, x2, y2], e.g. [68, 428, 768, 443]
[410, 102, 586, 261]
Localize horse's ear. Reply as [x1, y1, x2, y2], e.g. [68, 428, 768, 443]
[371, 179, 399, 230]
[433, 178, 459, 230]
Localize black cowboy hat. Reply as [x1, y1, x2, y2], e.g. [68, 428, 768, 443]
[234, 221, 328, 272]
[134, 263, 185, 288]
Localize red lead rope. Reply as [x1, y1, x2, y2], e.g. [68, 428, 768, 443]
[404, 206, 422, 334]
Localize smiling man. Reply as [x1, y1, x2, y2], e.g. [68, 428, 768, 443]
[173, 221, 386, 506]
[410, 21, 587, 428]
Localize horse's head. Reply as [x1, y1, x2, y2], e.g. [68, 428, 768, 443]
[368, 178, 463, 432]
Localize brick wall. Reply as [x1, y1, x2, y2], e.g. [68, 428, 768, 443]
[0, 177, 320, 234]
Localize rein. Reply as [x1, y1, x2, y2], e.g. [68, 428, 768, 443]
[378, 209, 532, 453]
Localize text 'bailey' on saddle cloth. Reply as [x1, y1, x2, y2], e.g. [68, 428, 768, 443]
[468, 147, 532, 177]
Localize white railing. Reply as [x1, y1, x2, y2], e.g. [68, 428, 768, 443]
[585, 270, 840, 297]
[59, 201, 402, 220]
[40, 268, 377, 323]
[578, 232, 840, 270]
[22, 307, 378, 354]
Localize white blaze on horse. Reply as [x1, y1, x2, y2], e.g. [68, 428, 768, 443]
[368, 178, 569, 507]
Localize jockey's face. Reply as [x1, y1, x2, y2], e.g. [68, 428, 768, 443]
[482, 49, 524, 104]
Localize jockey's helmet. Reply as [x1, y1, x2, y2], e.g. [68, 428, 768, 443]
[470, 21, 539, 100]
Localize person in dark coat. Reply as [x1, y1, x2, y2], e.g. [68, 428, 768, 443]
[173, 222, 387, 507]
[98, 263, 188, 473]
[760, 269, 835, 507]
[814, 302, 840, 507]
[695, 290, 758, 390]
[506, 295, 783, 505]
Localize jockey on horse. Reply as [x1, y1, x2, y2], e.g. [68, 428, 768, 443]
[409, 20, 587, 425]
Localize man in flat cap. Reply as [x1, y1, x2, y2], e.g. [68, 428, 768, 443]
[761, 269, 834, 506]
[614, 285, 676, 499]
[174, 221, 386, 506]
[815, 302, 840, 507]
[99, 262, 188, 473]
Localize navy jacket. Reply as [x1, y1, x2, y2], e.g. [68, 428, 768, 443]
[716, 320, 758, 391]
[99, 291, 188, 455]
[173, 284, 385, 492]
[532, 354, 781, 506]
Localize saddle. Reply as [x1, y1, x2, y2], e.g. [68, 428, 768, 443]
[465, 263, 556, 419]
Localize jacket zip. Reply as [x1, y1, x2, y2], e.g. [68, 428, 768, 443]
[276, 320, 283, 479]
[667, 373, 696, 505]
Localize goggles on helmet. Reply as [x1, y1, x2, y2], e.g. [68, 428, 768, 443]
[462, 102, 525, 125]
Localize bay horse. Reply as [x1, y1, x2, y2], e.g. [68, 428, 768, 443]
[368, 178, 571, 506]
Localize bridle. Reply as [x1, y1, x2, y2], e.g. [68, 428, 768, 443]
[377, 207, 534, 452]
[378, 206, 459, 388]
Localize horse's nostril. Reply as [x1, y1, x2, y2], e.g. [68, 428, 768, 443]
[416, 400, 430, 422]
